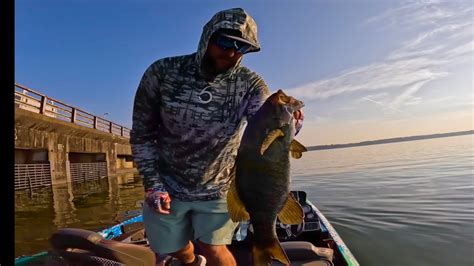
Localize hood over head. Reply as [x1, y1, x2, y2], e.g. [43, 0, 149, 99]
[196, 8, 261, 70]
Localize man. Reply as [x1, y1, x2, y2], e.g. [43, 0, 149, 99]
[131, 8, 302, 266]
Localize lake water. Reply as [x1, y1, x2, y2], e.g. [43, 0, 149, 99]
[15, 135, 474, 265]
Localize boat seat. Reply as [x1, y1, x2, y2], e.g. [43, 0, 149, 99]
[272, 261, 332, 266]
[271, 241, 334, 266]
[49, 228, 156, 266]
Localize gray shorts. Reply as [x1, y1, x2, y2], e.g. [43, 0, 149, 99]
[143, 197, 239, 254]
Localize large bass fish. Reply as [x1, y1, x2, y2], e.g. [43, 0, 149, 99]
[227, 89, 307, 265]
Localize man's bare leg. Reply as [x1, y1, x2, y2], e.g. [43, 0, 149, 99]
[169, 241, 197, 265]
[197, 241, 236, 266]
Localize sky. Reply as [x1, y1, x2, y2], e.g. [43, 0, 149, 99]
[15, 0, 473, 146]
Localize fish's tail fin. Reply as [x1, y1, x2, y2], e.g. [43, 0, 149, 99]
[252, 240, 290, 266]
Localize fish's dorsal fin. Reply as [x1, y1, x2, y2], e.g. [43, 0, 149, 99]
[290, 139, 307, 159]
[260, 129, 285, 155]
[227, 179, 250, 222]
[277, 193, 304, 225]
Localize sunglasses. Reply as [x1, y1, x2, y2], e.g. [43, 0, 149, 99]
[214, 35, 252, 54]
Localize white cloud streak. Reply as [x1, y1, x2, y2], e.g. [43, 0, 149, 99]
[287, 1, 473, 110]
[361, 96, 410, 115]
[389, 79, 431, 109]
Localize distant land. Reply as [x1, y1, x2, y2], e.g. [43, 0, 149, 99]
[308, 130, 474, 151]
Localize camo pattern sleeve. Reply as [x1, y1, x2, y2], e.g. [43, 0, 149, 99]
[244, 77, 271, 119]
[130, 61, 165, 192]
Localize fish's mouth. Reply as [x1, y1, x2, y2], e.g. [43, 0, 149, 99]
[275, 91, 304, 127]
[287, 100, 304, 117]
[282, 101, 304, 126]
[294, 101, 304, 111]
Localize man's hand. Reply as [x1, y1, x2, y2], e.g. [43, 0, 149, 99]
[294, 109, 304, 136]
[145, 188, 171, 214]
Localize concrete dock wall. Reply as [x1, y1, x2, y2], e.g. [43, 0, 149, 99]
[15, 108, 136, 186]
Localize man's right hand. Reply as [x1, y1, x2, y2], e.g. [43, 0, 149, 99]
[145, 188, 171, 214]
[294, 109, 304, 136]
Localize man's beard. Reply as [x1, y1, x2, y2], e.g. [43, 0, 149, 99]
[200, 53, 219, 80]
[200, 52, 238, 81]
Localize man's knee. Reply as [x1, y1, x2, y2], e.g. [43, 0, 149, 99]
[197, 240, 236, 266]
[197, 241, 228, 256]
[169, 241, 194, 258]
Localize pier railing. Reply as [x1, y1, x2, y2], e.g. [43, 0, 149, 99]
[14, 83, 131, 138]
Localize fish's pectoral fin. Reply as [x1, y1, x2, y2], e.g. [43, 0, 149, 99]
[290, 139, 307, 159]
[260, 129, 285, 155]
[252, 240, 290, 266]
[227, 180, 250, 222]
[277, 193, 304, 225]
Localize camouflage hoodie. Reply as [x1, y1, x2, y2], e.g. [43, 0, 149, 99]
[131, 8, 270, 201]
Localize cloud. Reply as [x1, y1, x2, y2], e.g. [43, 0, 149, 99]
[420, 95, 473, 110]
[288, 58, 448, 101]
[389, 79, 432, 109]
[360, 92, 389, 101]
[363, 0, 457, 29]
[287, 0, 473, 110]
[336, 106, 358, 112]
[389, 22, 473, 61]
[426, 95, 456, 104]
[304, 115, 330, 124]
[444, 40, 474, 62]
[361, 96, 411, 115]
